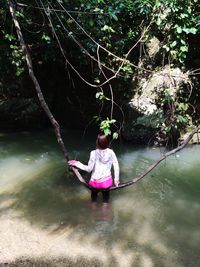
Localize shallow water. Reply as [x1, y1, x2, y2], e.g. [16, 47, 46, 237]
[0, 129, 200, 266]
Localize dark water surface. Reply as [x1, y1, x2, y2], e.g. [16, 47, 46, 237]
[0, 129, 200, 266]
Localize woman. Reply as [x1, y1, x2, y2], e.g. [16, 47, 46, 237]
[68, 133, 120, 203]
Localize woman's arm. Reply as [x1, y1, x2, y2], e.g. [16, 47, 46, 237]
[68, 151, 96, 173]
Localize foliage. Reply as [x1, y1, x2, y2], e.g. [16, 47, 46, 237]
[1, 0, 200, 144]
[154, 0, 200, 63]
[4, 34, 25, 76]
[100, 118, 117, 137]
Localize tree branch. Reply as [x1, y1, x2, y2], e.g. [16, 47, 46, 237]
[7, 0, 84, 182]
[108, 125, 200, 191]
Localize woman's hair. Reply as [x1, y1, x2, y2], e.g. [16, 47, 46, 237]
[96, 133, 109, 149]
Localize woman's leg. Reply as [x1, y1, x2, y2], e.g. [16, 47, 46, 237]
[102, 190, 110, 203]
[91, 190, 98, 202]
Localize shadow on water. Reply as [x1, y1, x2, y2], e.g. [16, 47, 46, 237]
[1, 130, 200, 266]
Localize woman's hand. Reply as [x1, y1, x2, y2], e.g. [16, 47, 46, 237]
[68, 160, 77, 167]
[114, 179, 120, 187]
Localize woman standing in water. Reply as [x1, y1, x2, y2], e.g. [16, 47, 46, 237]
[68, 133, 120, 203]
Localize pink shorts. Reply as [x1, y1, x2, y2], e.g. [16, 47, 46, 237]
[89, 176, 113, 189]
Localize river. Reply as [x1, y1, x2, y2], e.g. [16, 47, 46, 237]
[0, 129, 200, 267]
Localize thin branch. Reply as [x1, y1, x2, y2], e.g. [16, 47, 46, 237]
[96, 45, 114, 119]
[39, 0, 100, 88]
[55, 0, 153, 74]
[16, 2, 108, 15]
[51, 4, 129, 79]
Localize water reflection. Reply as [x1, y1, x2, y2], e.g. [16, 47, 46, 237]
[88, 203, 117, 236]
[0, 130, 200, 266]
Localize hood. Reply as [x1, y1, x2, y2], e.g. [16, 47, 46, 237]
[96, 149, 111, 164]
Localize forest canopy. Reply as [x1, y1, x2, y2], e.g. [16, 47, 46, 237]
[1, 0, 200, 145]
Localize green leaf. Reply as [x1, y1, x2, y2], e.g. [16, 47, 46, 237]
[93, 7, 102, 13]
[99, 118, 117, 136]
[104, 128, 111, 135]
[95, 91, 110, 101]
[170, 41, 177, 48]
[16, 67, 24, 76]
[41, 34, 51, 42]
[96, 92, 103, 99]
[101, 25, 115, 33]
[113, 132, 119, 139]
[15, 11, 25, 18]
[165, 126, 171, 133]
[110, 13, 118, 21]
[180, 13, 188, 19]
[177, 115, 187, 124]
[180, 39, 186, 45]
[163, 45, 170, 52]
[176, 26, 182, 34]
[189, 28, 198, 34]
[180, 46, 188, 52]
[5, 34, 16, 41]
